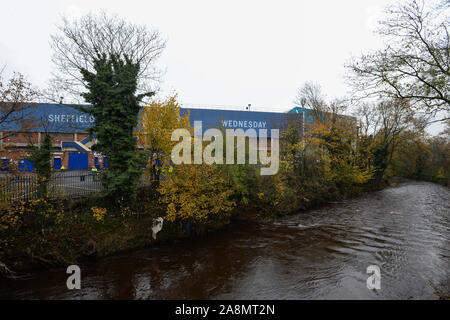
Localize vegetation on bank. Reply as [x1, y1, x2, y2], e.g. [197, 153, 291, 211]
[0, 188, 227, 272]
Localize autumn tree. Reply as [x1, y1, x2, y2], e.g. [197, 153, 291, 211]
[136, 95, 191, 187]
[391, 131, 431, 179]
[428, 124, 450, 183]
[293, 82, 327, 120]
[48, 11, 166, 103]
[391, 120, 450, 183]
[0, 70, 38, 140]
[291, 82, 372, 193]
[307, 110, 372, 189]
[347, 0, 449, 119]
[158, 163, 235, 224]
[354, 98, 416, 182]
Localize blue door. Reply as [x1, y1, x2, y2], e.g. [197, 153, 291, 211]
[69, 153, 89, 170]
[103, 157, 109, 169]
[18, 159, 35, 172]
[53, 158, 62, 170]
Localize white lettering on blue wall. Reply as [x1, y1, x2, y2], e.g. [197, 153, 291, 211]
[221, 120, 266, 129]
[48, 114, 95, 123]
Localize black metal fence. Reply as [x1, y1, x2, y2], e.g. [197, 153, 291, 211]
[0, 170, 155, 202]
[0, 171, 104, 202]
[0, 173, 39, 202]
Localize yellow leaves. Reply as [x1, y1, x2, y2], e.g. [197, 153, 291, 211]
[120, 206, 135, 218]
[0, 211, 20, 231]
[0, 200, 28, 231]
[158, 164, 235, 223]
[298, 115, 374, 187]
[91, 206, 107, 222]
[436, 167, 446, 179]
[0, 197, 64, 233]
[55, 210, 64, 224]
[166, 203, 177, 222]
[136, 94, 191, 167]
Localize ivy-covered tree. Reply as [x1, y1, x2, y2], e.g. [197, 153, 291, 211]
[80, 54, 152, 205]
[28, 133, 52, 198]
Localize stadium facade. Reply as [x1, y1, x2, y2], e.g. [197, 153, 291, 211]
[0, 103, 306, 171]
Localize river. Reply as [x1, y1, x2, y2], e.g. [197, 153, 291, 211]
[1, 181, 449, 299]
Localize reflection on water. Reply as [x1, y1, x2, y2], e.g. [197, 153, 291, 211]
[1, 181, 449, 299]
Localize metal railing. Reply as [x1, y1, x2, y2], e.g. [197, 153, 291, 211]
[48, 171, 104, 199]
[0, 171, 103, 202]
[0, 169, 158, 202]
[0, 173, 39, 202]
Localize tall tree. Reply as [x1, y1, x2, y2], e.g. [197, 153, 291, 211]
[159, 163, 235, 224]
[347, 0, 449, 119]
[28, 133, 52, 198]
[48, 11, 166, 103]
[355, 98, 416, 182]
[293, 82, 327, 111]
[136, 95, 191, 187]
[0, 70, 38, 140]
[80, 54, 151, 204]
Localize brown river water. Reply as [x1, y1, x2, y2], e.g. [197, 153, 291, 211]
[0, 181, 449, 299]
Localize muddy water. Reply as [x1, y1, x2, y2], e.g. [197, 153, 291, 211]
[1, 181, 449, 299]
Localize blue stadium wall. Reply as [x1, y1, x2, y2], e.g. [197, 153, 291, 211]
[0, 103, 302, 136]
[0, 103, 306, 171]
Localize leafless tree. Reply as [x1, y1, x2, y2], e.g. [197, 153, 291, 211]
[47, 11, 166, 104]
[377, 99, 415, 140]
[293, 81, 329, 125]
[294, 82, 354, 125]
[0, 70, 39, 140]
[326, 97, 357, 128]
[354, 102, 382, 137]
[355, 99, 414, 137]
[293, 82, 327, 111]
[354, 98, 416, 179]
[346, 0, 449, 119]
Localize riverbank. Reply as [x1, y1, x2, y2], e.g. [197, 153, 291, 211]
[0, 177, 393, 276]
[0, 187, 234, 275]
[1, 180, 448, 299]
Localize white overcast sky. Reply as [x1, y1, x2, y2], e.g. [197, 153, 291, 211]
[0, 0, 444, 134]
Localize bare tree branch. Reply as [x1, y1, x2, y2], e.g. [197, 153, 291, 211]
[46, 11, 166, 104]
[346, 0, 450, 118]
[0, 71, 40, 140]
